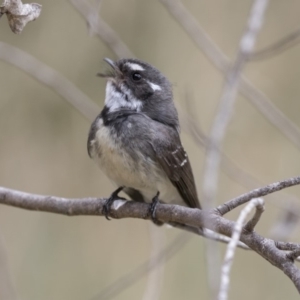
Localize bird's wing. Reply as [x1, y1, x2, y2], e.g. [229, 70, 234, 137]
[151, 131, 201, 209]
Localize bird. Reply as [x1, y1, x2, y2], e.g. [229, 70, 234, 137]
[87, 58, 201, 222]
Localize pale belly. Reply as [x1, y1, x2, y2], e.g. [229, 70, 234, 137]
[89, 122, 182, 204]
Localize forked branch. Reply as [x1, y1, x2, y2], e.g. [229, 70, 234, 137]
[1, 175, 300, 292]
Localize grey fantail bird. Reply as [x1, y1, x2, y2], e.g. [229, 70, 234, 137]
[87, 58, 201, 222]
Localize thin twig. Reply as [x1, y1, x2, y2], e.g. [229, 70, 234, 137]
[141, 226, 165, 300]
[0, 235, 18, 300]
[202, 229, 250, 250]
[244, 198, 265, 232]
[218, 198, 264, 300]
[90, 226, 249, 300]
[217, 176, 300, 216]
[90, 233, 191, 300]
[287, 249, 300, 261]
[69, 0, 134, 59]
[202, 0, 269, 208]
[201, 0, 269, 296]
[160, 0, 228, 72]
[249, 27, 300, 61]
[180, 99, 300, 218]
[276, 242, 300, 251]
[160, 0, 300, 151]
[0, 42, 99, 122]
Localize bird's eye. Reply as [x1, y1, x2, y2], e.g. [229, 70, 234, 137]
[131, 72, 142, 81]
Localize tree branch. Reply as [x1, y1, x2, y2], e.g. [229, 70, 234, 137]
[218, 198, 265, 300]
[1, 175, 300, 292]
[249, 27, 300, 61]
[217, 176, 300, 215]
[0, 42, 99, 122]
[69, 0, 134, 59]
[89, 233, 191, 300]
[160, 0, 300, 152]
[201, 0, 269, 296]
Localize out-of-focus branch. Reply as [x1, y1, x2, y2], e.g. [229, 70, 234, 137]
[2, 39, 299, 221]
[90, 233, 191, 300]
[141, 227, 165, 300]
[218, 198, 265, 300]
[160, 0, 300, 151]
[1, 176, 300, 292]
[0, 0, 41, 33]
[181, 102, 300, 219]
[201, 0, 269, 297]
[90, 230, 248, 300]
[0, 235, 18, 300]
[249, 27, 300, 61]
[69, 0, 134, 59]
[202, 0, 269, 208]
[160, 0, 228, 72]
[269, 209, 299, 241]
[0, 42, 99, 121]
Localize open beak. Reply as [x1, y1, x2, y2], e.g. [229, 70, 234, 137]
[103, 58, 116, 70]
[97, 58, 121, 78]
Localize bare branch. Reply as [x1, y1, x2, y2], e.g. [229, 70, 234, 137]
[250, 27, 300, 61]
[180, 99, 300, 218]
[142, 227, 165, 300]
[202, 229, 250, 250]
[160, 0, 228, 72]
[168, 222, 250, 249]
[217, 176, 300, 216]
[69, 0, 134, 59]
[202, 0, 269, 208]
[0, 0, 41, 33]
[276, 242, 300, 251]
[238, 78, 300, 150]
[0, 235, 18, 300]
[89, 233, 192, 300]
[244, 198, 265, 232]
[218, 198, 264, 300]
[90, 227, 248, 300]
[160, 0, 300, 151]
[2, 176, 300, 292]
[0, 185, 246, 249]
[201, 1, 268, 296]
[287, 249, 300, 262]
[0, 42, 99, 122]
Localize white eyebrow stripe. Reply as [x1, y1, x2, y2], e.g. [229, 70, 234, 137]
[147, 81, 161, 91]
[125, 62, 145, 71]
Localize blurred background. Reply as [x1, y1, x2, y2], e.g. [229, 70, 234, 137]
[1, 0, 300, 299]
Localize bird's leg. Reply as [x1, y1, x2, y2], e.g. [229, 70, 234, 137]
[103, 186, 125, 220]
[149, 191, 163, 226]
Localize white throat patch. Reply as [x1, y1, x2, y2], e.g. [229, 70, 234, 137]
[105, 81, 143, 112]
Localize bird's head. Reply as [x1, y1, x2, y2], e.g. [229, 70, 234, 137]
[99, 58, 179, 129]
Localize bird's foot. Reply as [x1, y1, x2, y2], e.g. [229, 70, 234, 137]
[148, 192, 163, 226]
[103, 186, 125, 220]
